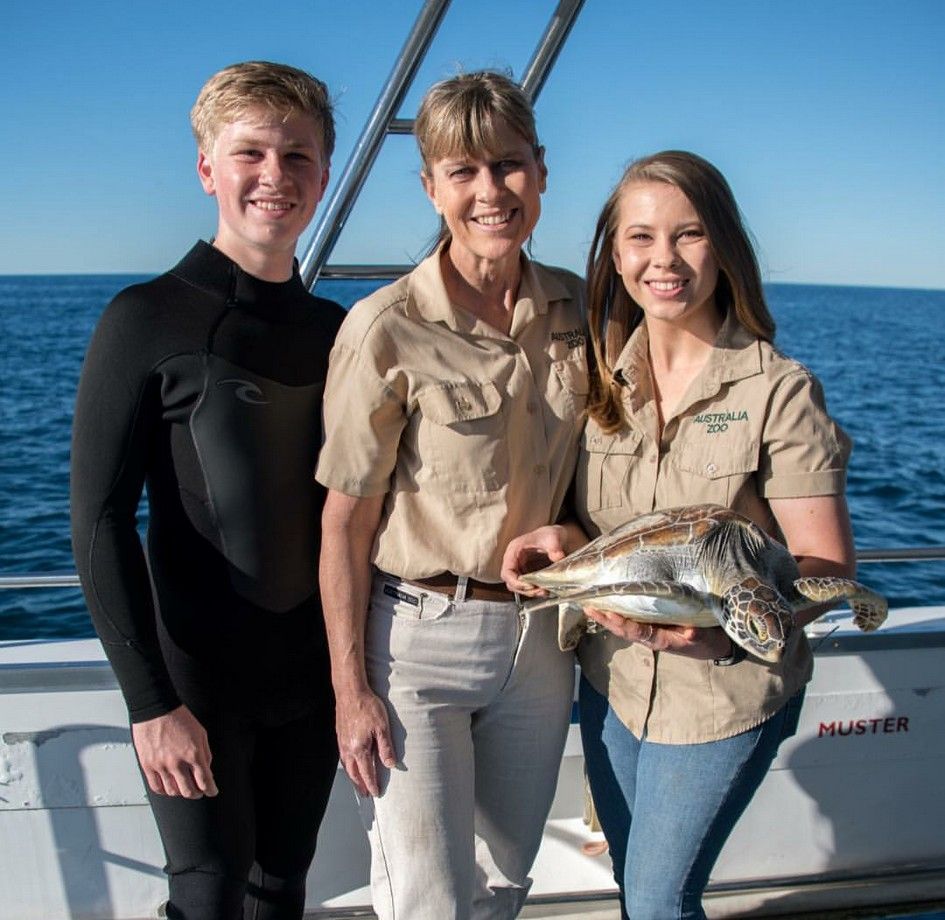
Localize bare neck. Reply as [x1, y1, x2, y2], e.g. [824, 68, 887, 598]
[440, 247, 522, 335]
[646, 312, 722, 428]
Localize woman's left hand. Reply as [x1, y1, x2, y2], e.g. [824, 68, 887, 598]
[583, 607, 734, 660]
[501, 520, 589, 596]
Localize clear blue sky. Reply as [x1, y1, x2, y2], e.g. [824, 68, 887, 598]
[4, 0, 944, 288]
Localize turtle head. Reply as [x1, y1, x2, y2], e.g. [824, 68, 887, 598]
[720, 577, 793, 663]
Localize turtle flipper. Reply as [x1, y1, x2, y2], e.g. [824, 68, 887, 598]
[793, 577, 888, 632]
[720, 577, 793, 662]
[557, 602, 587, 651]
[524, 580, 720, 627]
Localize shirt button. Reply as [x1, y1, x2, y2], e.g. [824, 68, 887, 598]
[706, 463, 717, 474]
[534, 463, 546, 476]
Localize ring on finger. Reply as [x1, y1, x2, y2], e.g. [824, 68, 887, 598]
[639, 623, 654, 646]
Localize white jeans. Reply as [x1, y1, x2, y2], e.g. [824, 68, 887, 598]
[361, 574, 575, 920]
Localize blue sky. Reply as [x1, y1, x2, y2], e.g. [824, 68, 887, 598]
[4, 0, 944, 288]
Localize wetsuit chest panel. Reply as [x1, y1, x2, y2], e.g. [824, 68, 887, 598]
[190, 353, 323, 611]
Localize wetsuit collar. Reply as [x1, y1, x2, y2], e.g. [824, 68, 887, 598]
[172, 241, 314, 323]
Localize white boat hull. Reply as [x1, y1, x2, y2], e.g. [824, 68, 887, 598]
[2, 606, 943, 919]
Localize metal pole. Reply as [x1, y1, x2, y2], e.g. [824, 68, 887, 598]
[856, 546, 945, 563]
[299, 0, 452, 288]
[3, 548, 945, 592]
[0, 574, 81, 589]
[520, 0, 587, 103]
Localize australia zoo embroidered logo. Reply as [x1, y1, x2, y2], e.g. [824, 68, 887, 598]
[694, 410, 748, 434]
[216, 378, 269, 405]
[550, 328, 585, 349]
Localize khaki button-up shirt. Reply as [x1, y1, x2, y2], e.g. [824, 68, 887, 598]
[576, 312, 851, 743]
[315, 248, 588, 582]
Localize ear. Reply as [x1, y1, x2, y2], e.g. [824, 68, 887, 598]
[197, 151, 215, 196]
[535, 145, 548, 194]
[612, 242, 622, 274]
[420, 170, 440, 213]
[318, 165, 330, 200]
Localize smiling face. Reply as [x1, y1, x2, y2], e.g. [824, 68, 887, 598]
[612, 180, 721, 332]
[197, 106, 329, 281]
[421, 119, 546, 278]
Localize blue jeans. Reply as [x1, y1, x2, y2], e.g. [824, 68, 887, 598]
[579, 675, 803, 920]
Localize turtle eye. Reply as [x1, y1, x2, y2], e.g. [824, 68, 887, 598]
[748, 618, 768, 642]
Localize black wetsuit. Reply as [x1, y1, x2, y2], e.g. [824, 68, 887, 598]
[70, 241, 345, 919]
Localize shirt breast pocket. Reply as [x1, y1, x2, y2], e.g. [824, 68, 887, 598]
[578, 427, 643, 512]
[671, 441, 759, 506]
[415, 381, 507, 492]
[551, 353, 590, 418]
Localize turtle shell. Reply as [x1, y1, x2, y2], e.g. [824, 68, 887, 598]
[524, 504, 752, 590]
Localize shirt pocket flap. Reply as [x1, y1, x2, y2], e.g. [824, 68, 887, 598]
[673, 442, 758, 479]
[584, 426, 643, 456]
[553, 356, 590, 395]
[417, 381, 502, 427]
[579, 426, 643, 513]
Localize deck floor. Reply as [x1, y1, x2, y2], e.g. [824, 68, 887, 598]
[306, 899, 945, 920]
[520, 901, 945, 920]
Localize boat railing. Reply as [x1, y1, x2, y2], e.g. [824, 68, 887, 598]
[855, 547, 945, 562]
[3, 547, 941, 691]
[2, 547, 944, 593]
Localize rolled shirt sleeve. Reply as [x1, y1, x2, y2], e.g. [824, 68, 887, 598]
[316, 341, 408, 497]
[759, 368, 851, 499]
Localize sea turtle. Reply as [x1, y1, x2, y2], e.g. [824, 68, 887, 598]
[521, 504, 888, 660]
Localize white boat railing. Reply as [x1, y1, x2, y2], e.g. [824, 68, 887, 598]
[2, 547, 944, 691]
[3, 546, 943, 593]
[856, 546, 945, 562]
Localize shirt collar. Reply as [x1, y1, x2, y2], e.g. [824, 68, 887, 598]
[613, 309, 764, 413]
[404, 243, 572, 336]
[704, 308, 765, 387]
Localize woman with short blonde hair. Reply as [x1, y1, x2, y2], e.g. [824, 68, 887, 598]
[317, 71, 588, 920]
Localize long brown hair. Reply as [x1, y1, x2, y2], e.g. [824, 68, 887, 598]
[587, 151, 774, 432]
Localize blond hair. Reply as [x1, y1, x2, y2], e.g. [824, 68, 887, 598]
[190, 61, 334, 157]
[415, 70, 539, 172]
[586, 150, 774, 432]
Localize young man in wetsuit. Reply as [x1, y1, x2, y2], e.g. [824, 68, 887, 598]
[70, 61, 345, 919]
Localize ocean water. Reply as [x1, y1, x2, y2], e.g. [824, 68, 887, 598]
[1, 275, 943, 639]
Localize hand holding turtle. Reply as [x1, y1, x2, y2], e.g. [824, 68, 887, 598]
[501, 525, 569, 595]
[502, 521, 590, 596]
[582, 608, 733, 660]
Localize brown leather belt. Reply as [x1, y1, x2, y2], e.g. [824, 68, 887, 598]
[405, 573, 516, 603]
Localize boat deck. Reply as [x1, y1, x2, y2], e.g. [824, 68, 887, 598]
[521, 902, 945, 920]
[3, 606, 944, 920]
[307, 897, 945, 919]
